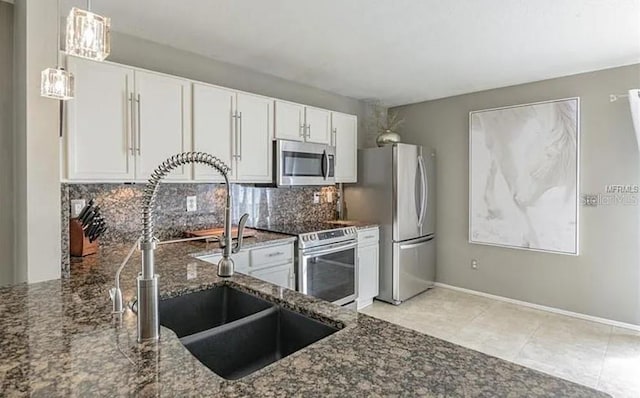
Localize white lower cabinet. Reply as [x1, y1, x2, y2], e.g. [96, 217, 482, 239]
[197, 241, 294, 289]
[249, 263, 294, 289]
[357, 227, 379, 310]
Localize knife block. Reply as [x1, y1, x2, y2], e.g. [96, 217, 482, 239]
[70, 219, 98, 257]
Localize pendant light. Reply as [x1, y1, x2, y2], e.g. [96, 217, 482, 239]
[65, 0, 111, 61]
[40, 0, 74, 100]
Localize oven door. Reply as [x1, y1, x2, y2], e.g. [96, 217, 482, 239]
[276, 140, 335, 186]
[298, 241, 357, 306]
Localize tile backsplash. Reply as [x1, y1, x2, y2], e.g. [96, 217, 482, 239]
[61, 183, 337, 276]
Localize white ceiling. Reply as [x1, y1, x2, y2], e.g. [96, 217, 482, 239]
[62, 0, 640, 106]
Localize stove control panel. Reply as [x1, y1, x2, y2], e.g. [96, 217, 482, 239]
[299, 227, 357, 248]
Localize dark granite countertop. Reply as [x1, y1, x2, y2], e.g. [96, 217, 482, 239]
[0, 237, 608, 396]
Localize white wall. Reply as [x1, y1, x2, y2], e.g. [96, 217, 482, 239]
[393, 65, 640, 324]
[13, 0, 62, 283]
[0, 1, 14, 286]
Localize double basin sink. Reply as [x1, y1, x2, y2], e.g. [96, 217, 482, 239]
[159, 285, 340, 380]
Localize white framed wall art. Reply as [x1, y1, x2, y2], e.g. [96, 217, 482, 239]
[469, 97, 580, 255]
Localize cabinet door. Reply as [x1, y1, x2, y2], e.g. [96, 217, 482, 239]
[134, 71, 192, 181]
[332, 112, 358, 183]
[249, 263, 293, 289]
[235, 92, 273, 182]
[305, 107, 331, 144]
[192, 83, 235, 182]
[66, 57, 135, 180]
[358, 244, 379, 305]
[274, 100, 305, 142]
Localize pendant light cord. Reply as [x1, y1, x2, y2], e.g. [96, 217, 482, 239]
[56, 0, 60, 67]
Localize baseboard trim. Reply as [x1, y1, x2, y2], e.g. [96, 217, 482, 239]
[434, 282, 640, 332]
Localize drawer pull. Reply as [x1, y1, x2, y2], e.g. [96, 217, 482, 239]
[267, 251, 285, 257]
[363, 235, 376, 239]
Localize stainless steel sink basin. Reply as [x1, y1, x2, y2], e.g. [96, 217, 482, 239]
[159, 286, 340, 380]
[159, 286, 272, 338]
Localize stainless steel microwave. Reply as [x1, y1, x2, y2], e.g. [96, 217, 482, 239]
[275, 140, 335, 186]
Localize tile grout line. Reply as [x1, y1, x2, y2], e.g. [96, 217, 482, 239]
[447, 290, 499, 340]
[513, 314, 546, 362]
[595, 326, 614, 388]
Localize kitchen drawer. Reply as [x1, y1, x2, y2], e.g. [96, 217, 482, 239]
[198, 250, 250, 272]
[250, 243, 294, 268]
[248, 262, 294, 290]
[357, 227, 379, 247]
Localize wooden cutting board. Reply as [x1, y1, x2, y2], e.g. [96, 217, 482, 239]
[186, 227, 258, 239]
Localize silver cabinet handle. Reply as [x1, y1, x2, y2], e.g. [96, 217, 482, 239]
[232, 110, 239, 159]
[136, 94, 141, 154]
[128, 93, 135, 155]
[238, 111, 243, 161]
[300, 124, 306, 138]
[267, 251, 285, 257]
[307, 124, 311, 138]
[332, 127, 337, 146]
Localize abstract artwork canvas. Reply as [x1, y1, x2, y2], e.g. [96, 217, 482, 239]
[469, 98, 579, 254]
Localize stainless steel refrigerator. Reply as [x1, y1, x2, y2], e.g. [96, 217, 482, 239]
[345, 143, 435, 304]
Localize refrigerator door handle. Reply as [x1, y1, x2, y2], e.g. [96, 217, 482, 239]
[417, 155, 427, 227]
[399, 235, 434, 250]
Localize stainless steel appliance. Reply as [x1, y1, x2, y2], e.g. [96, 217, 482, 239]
[345, 143, 436, 304]
[275, 140, 335, 186]
[256, 222, 358, 307]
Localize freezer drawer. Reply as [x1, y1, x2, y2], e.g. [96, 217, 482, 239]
[392, 235, 435, 302]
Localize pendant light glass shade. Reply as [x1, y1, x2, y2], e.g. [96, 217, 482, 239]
[40, 68, 75, 100]
[65, 7, 111, 61]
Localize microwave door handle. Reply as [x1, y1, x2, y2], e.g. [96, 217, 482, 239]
[322, 150, 328, 180]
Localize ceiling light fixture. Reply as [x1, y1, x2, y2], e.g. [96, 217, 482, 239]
[40, 0, 74, 100]
[65, 0, 111, 61]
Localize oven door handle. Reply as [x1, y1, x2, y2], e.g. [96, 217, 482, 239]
[301, 241, 358, 258]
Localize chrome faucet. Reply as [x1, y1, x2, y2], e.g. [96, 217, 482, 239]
[110, 152, 249, 343]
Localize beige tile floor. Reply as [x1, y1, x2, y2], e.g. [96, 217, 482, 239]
[361, 287, 640, 398]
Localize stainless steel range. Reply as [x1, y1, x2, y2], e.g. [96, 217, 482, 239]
[255, 222, 358, 307]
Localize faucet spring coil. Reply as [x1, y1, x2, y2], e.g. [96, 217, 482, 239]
[141, 152, 231, 244]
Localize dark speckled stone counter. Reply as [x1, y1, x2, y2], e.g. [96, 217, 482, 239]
[1, 235, 608, 397]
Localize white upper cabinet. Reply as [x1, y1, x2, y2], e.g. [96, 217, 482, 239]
[332, 112, 358, 183]
[274, 100, 305, 142]
[305, 107, 331, 144]
[134, 71, 191, 181]
[192, 83, 235, 182]
[273, 101, 332, 145]
[63, 57, 356, 184]
[66, 57, 135, 180]
[234, 92, 273, 182]
[65, 57, 191, 182]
